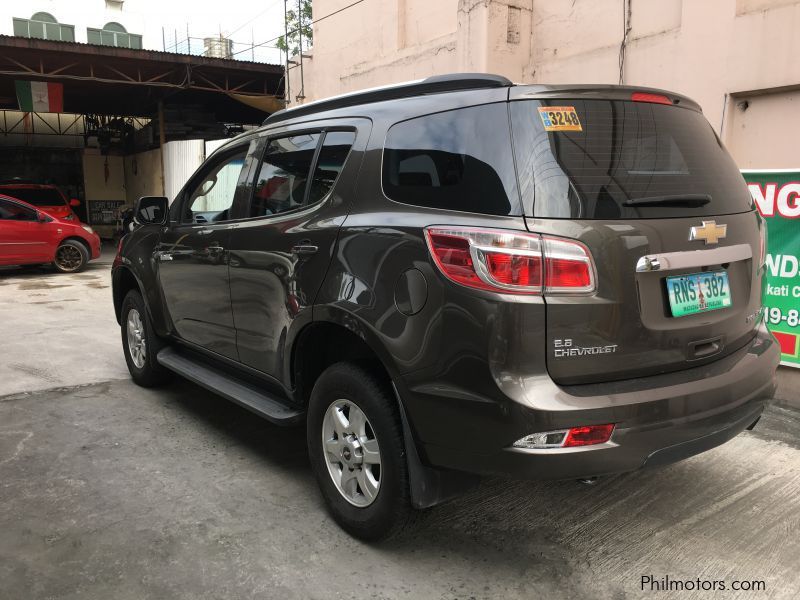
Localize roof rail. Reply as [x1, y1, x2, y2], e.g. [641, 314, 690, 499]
[263, 73, 512, 126]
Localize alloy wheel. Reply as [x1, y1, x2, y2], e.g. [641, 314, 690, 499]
[126, 308, 146, 369]
[322, 399, 382, 507]
[55, 245, 83, 272]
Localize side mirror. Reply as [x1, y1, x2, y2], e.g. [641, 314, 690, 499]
[37, 211, 49, 222]
[69, 198, 81, 207]
[134, 196, 168, 226]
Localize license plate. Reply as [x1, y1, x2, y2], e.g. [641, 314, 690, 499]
[666, 271, 732, 317]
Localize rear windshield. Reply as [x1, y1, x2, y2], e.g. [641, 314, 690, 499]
[382, 104, 521, 216]
[510, 99, 754, 219]
[0, 187, 65, 207]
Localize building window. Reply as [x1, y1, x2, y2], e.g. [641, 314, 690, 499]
[87, 22, 142, 49]
[12, 12, 75, 42]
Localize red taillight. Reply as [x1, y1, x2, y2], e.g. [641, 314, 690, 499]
[542, 237, 595, 293]
[563, 424, 615, 447]
[758, 217, 767, 268]
[484, 252, 542, 288]
[425, 227, 595, 295]
[631, 92, 672, 105]
[426, 232, 492, 291]
[425, 227, 544, 294]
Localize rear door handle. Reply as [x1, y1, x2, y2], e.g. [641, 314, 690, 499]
[291, 244, 318, 256]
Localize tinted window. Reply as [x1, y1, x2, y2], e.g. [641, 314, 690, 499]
[184, 149, 248, 223]
[250, 134, 320, 218]
[382, 104, 521, 215]
[0, 187, 65, 207]
[0, 199, 37, 221]
[510, 99, 753, 219]
[307, 131, 355, 205]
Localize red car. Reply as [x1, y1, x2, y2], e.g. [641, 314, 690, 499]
[0, 194, 101, 273]
[0, 182, 82, 221]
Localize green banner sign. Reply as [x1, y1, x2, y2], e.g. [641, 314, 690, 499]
[742, 169, 800, 368]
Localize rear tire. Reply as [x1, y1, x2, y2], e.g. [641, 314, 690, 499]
[120, 289, 171, 387]
[307, 362, 415, 541]
[53, 240, 88, 273]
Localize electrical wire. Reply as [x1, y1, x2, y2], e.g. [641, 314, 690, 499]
[224, 0, 285, 39]
[230, 0, 367, 57]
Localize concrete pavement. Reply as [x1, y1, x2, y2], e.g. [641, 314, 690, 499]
[1, 249, 800, 599]
[1, 379, 799, 599]
[0, 250, 128, 397]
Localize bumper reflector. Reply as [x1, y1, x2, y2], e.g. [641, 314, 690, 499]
[513, 424, 614, 450]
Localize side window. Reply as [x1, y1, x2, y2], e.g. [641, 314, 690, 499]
[0, 200, 37, 221]
[250, 134, 320, 218]
[307, 131, 356, 205]
[183, 149, 248, 224]
[382, 104, 521, 216]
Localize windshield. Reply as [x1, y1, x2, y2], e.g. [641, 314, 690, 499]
[510, 99, 754, 219]
[0, 187, 66, 207]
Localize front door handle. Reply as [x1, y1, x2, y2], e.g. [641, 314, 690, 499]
[291, 244, 319, 256]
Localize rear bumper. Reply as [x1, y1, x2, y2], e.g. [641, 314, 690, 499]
[401, 324, 779, 480]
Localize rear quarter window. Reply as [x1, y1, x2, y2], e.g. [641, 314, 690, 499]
[510, 99, 754, 219]
[382, 104, 521, 216]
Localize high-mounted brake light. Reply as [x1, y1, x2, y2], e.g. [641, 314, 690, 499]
[513, 424, 615, 449]
[631, 92, 672, 105]
[425, 227, 595, 296]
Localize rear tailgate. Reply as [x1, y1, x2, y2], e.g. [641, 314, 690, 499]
[509, 91, 764, 385]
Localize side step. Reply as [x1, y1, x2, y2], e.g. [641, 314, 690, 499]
[156, 347, 305, 425]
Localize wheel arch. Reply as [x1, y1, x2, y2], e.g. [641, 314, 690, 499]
[293, 311, 480, 509]
[112, 265, 142, 325]
[290, 313, 401, 408]
[58, 235, 91, 257]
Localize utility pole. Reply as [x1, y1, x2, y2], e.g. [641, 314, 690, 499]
[297, 0, 305, 102]
[284, 0, 291, 106]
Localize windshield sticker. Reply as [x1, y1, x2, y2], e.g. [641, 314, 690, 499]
[538, 106, 582, 132]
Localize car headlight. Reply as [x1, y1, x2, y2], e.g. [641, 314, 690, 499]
[81, 225, 95, 234]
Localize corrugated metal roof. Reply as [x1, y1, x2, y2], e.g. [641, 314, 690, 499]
[0, 35, 282, 71]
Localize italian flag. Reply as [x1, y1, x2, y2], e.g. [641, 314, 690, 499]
[15, 81, 64, 113]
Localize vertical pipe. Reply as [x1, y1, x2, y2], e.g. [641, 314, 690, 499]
[284, 0, 291, 106]
[161, 27, 166, 52]
[297, 0, 305, 102]
[158, 100, 166, 197]
[186, 24, 190, 54]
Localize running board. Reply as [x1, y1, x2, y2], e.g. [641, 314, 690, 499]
[156, 347, 304, 425]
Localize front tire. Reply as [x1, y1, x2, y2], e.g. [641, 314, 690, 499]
[120, 289, 171, 387]
[307, 362, 414, 541]
[53, 240, 88, 273]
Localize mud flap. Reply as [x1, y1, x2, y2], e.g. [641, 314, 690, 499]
[392, 382, 480, 509]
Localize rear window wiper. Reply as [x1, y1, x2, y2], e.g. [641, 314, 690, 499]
[623, 194, 711, 207]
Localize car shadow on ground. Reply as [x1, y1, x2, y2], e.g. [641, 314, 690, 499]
[155, 375, 787, 586]
[0, 258, 112, 285]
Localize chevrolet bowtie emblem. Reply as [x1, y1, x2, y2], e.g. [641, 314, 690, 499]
[689, 220, 727, 245]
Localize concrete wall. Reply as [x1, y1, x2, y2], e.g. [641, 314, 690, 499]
[123, 147, 163, 205]
[293, 0, 800, 167]
[82, 149, 125, 202]
[288, 0, 459, 105]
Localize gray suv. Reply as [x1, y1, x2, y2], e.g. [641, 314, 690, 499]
[112, 74, 779, 540]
